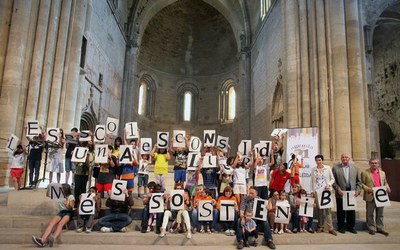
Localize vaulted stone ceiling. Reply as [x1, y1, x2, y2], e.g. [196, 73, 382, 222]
[138, 0, 238, 76]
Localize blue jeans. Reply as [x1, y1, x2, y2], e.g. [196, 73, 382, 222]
[29, 160, 40, 186]
[97, 213, 132, 232]
[292, 209, 300, 230]
[236, 218, 273, 242]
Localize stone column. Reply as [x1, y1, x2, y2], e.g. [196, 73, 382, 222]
[0, 0, 13, 92]
[284, 0, 300, 128]
[119, 43, 139, 133]
[299, 0, 311, 127]
[24, 0, 51, 125]
[238, 46, 251, 140]
[37, 0, 62, 126]
[0, 0, 33, 186]
[61, 0, 87, 130]
[345, 0, 368, 161]
[327, 0, 352, 159]
[315, 0, 331, 159]
[47, 0, 73, 127]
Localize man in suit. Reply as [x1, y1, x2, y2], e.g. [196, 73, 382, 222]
[361, 158, 391, 236]
[332, 153, 362, 234]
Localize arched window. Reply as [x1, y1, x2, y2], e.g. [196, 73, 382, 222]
[137, 74, 156, 118]
[183, 92, 192, 121]
[228, 86, 236, 120]
[177, 83, 199, 123]
[220, 79, 236, 123]
[138, 82, 147, 115]
[260, 0, 272, 20]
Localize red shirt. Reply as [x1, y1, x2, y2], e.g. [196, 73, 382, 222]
[271, 169, 291, 191]
[371, 169, 381, 187]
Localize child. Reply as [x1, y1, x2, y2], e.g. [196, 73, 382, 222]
[191, 185, 215, 233]
[198, 156, 219, 199]
[137, 154, 151, 198]
[217, 154, 234, 196]
[141, 182, 163, 234]
[243, 210, 259, 247]
[253, 151, 274, 200]
[10, 144, 26, 190]
[232, 152, 247, 205]
[169, 137, 189, 184]
[289, 154, 303, 185]
[267, 190, 279, 233]
[120, 151, 137, 194]
[97, 145, 117, 198]
[76, 186, 100, 233]
[151, 145, 170, 192]
[216, 186, 238, 236]
[276, 190, 291, 234]
[299, 188, 314, 233]
[32, 184, 75, 247]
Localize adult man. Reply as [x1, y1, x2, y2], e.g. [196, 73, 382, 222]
[65, 128, 79, 185]
[361, 158, 391, 236]
[269, 162, 291, 197]
[97, 189, 134, 232]
[236, 187, 275, 249]
[332, 153, 362, 234]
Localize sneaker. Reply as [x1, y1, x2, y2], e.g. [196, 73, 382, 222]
[32, 236, 45, 247]
[210, 228, 216, 233]
[278, 229, 283, 234]
[76, 227, 83, 233]
[292, 228, 298, 234]
[229, 229, 236, 236]
[146, 226, 151, 232]
[285, 229, 292, 234]
[141, 227, 147, 233]
[160, 228, 166, 237]
[206, 227, 211, 234]
[307, 228, 315, 234]
[244, 241, 250, 247]
[48, 235, 54, 247]
[274, 228, 278, 234]
[266, 240, 276, 249]
[237, 240, 244, 249]
[100, 226, 112, 233]
[85, 228, 92, 233]
[120, 227, 128, 233]
[225, 229, 231, 236]
[200, 228, 205, 233]
[186, 231, 192, 239]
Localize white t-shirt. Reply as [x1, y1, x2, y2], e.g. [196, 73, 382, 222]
[233, 167, 246, 185]
[254, 164, 269, 187]
[11, 154, 25, 169]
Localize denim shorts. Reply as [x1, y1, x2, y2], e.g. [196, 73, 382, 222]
[65, 158, 75, 172]
[174, 168, 186, 182]
[138, 174, 149, 187]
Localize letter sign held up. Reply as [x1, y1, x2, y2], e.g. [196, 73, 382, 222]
[106, 117, 119, 137]
[94, 125, 106, 143]
[316, 189, 334, 209]
[119, 145, 133, 164]
[125, 122, 139, 139]
[71, 147, 89, 163]
[150, 193, 164, 213]
[95, 145, 108, 164]
[189, 136, 202, 152]
[252, 198, 268, 221]
[187, 153, 201, 171]
[157, 132, 169, 148]
[204, 130, 216, 147]
[170, 190, 184, 210]
[299, 197, 314, 217]
[373, 187, 391, 207]
[220, 200, 235, 221]
[275, 201, 290, 224]
[6, 134, 19, 153]
[110, 180, 127, 201]
[173, 130, 186, 148]
[203, 155, 217, 168]
[140, 138, 152, 154]
[238, 140, 252, 156]
[79, 130, 91, 142]
[49, 183, 65, 201]
[79, 193, 95, 215]
[217, 136, 229, 152]
[198, 201, 213, 221]
[46, 128, 59, 143]
[343, 191, 357, 210]
[26, 120, 40, 137]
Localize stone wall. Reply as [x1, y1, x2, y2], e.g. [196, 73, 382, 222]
[250, 0, 283, 141]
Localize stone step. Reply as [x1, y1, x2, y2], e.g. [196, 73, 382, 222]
[1, 228, 399, 246]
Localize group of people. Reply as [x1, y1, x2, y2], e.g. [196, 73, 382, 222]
[9, 129, 391, 248]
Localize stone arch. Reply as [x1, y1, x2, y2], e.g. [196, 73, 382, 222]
[177, 82, 199, 123]
[80, 111, 97, 131]
[129, 0, 249, 51]
[379, 121, 396, 159]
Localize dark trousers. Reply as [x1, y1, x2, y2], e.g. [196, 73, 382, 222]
[236, 219, 272, 242]
[29, 160, 41, 186]
[244, 228, 259, 241]
[336, 197, 355, 230]
[98, 213, 132, 231]
[141, 206, 163, 230]
[255, 186, 269, 200]
[74, 175, 88, 206]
